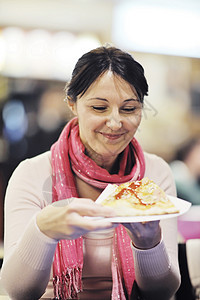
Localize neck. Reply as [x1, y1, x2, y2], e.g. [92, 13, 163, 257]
[85, 147, 118, 173]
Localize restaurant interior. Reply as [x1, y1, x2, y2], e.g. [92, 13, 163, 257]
[0, 0, 200, 299]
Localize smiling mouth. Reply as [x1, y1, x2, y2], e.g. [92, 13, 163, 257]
[100, 132, 126, 140]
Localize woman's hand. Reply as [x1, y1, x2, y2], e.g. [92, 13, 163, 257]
[36, 198, 116, 240]
[123, 221, 161, 250]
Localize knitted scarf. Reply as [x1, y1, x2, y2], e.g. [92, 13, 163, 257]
[51, 117, 145, 299]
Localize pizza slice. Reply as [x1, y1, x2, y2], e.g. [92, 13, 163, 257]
[101, 177, 179, 216]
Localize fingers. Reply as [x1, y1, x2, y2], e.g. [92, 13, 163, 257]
[65, 198, 116, 232]
[66, 198, 116, 218]
[123, 220, 161, 249]
[69, 212, 114, 232]
[39, 197, 117, 240]
[123, 220, 160, 230]
[60, 211, 116, 240]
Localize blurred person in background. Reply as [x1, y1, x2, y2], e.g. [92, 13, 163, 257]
[0, 46, 180, 300]
[170, 138, 200, 205]
[171, 139, 200, 300]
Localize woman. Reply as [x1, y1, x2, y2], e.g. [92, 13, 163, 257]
[1, 46, 181, 300]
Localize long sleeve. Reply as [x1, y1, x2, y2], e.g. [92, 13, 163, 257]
[0, 151, 181, 300]
[0, 152, 56, 300]
[132, 218, 180, 300]
[131, 152, 181, 299]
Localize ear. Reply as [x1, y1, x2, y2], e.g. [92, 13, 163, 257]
[67, 97, 77, 115]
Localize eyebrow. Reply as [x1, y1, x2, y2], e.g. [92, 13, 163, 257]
[87, 97, 140, 102]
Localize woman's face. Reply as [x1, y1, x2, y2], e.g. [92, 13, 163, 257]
[68, 71, 142, 169]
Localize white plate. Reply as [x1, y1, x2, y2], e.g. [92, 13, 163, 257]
[94, 184, 192, 223]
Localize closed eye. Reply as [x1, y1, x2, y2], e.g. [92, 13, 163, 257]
[121, 107, 137, 113]
[92, 106, 107, 111]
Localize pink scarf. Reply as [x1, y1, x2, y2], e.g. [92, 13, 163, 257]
[51, 118, 145, 299]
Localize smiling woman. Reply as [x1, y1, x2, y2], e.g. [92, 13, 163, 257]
[66, 46, 147, 172]
[67, 71, 143, 171]
[1, 46, 180, 300]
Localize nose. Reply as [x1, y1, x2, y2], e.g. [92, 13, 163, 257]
[106, 110, 122, 130]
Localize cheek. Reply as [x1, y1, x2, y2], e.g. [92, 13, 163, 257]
[83, 114, 105, 130]
[78, 114, 98, 139]
[126, 113, 142, 130]
[135, 113, 142, 127]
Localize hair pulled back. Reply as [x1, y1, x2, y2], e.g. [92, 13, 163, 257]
[66, 46, 148, 103]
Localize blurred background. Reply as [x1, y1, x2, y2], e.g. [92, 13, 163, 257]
[0, 0, 200, 244]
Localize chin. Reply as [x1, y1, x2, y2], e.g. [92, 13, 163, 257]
[99, 146, 125, 157]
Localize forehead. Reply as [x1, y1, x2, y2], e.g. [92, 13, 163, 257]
[82, 70, 137, 98]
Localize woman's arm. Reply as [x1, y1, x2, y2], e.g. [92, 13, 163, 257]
[130, 153, 181, 299]
[1, 216, 58, 300]
[1, 154, 115, 300]
[132, 217, 180, 300]
[0, 156, 57, 300]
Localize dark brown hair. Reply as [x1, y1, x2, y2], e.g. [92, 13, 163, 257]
[66, 46, 148, 103]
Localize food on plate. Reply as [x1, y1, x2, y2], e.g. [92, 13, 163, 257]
[101, 177, 180, 216]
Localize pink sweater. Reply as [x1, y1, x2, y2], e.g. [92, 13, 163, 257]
[1, 151, 180, 299]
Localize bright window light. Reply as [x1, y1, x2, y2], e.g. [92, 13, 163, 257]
[1, 27, 101, 80]
[112, 0, 200, 57]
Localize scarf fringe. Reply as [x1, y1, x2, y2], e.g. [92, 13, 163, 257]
[53, 267, 83, 299]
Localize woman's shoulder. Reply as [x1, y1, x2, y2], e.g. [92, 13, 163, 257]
[23, 150, 51, 166]
[15, 151, 51, 175]
[144, 151, 169, 167]
[7, 151, 53, 205]
[9, 151, 52, 191]
[143, 151, 176, 196]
